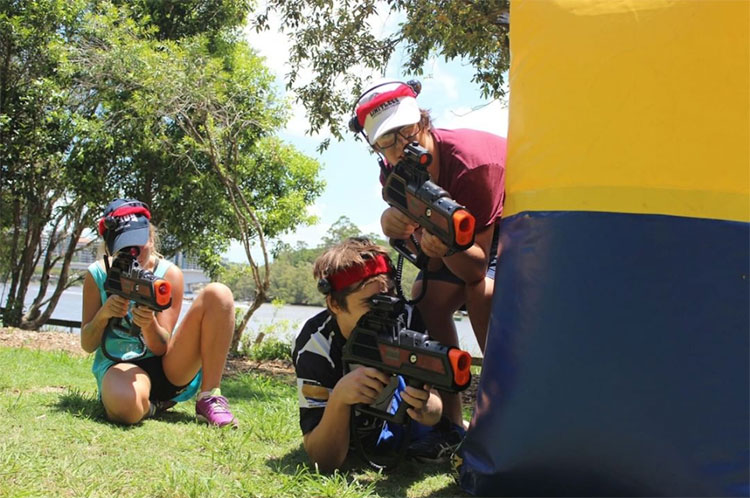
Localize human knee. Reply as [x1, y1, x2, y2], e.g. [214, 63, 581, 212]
[201, 282, 234, 310]
[106, 406, 144, 425]
[103, 393, 147, 425]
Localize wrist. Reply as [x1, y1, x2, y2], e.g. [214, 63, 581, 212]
[142, 318, 166, 340]
[329, 385, 354, 410]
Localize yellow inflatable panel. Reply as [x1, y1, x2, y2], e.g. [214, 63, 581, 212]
[505, 0, 749, 222]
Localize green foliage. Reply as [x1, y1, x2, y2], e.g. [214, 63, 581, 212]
[252, 0, 510, 149]
[1, 0, 324, 329]
[119, 0, 253, 40]
[69, 3, 324, 280]
[246, 338, 292, 362]
[0, 0, 99, 328]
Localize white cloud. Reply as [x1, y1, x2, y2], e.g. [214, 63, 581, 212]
[242, 2, 292, 79]
[279, 222, 330, 248]
[361, 220, 383, 237]
[422, 58, 460, 101]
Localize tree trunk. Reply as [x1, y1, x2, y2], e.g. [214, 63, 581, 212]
[22, 205, 87, 330]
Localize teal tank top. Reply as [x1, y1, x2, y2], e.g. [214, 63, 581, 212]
[88, 259, 201, 402]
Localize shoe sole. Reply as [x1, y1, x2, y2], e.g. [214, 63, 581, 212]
[196, 414, 239, 428]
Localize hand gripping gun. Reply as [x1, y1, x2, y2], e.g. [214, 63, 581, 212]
[104, 247, 172, 314]
[381, 142, 476, 268]
[100, 247, 172, 362]
[342, 294, 472, 425]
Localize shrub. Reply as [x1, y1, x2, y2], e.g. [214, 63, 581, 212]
[246, 338, 291, 361]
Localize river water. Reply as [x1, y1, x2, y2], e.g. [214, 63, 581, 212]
[8, 284, 482, 357]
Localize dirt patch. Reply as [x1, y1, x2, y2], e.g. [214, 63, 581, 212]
[0, 327, 86, 356]
[225, 357, 296, 385]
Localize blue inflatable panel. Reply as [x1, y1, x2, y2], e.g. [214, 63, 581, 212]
[458, 211, 749, 497]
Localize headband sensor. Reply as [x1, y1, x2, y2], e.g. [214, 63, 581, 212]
[318, 254, 392, 295]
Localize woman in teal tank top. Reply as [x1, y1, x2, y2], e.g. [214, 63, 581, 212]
[81, 199, 238, 427]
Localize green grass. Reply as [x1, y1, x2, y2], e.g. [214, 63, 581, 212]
[0, 347, 467, 498]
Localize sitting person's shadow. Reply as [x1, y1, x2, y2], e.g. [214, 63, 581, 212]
[53, 389, 194, 426]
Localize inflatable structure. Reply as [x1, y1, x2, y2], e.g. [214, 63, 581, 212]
[457, 1, 749, 495]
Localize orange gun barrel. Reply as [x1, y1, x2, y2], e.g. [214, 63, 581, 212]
[154, 279, 172, 307]
[449, 348, 472, 387]
[452, 209, 476, 247]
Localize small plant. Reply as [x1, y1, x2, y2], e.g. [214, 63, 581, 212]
[246, 338, 291, 362]
[237, 300, 298, 361]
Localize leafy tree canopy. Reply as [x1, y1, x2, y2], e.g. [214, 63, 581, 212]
[117, 0, 253, 40]
[69, 2, 325, 277]
[0, 0, 325, 331]
[252, 0, 510, 149]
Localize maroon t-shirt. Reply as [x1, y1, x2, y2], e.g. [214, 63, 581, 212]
[431, 128, 506, 229]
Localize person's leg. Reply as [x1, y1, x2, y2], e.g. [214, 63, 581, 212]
[161, 283, 236, 426]
[412, 278, 465, 427]
[463, 276, 494, 354]
[162, 283, 235, 390]
[101, 363, 152, 425]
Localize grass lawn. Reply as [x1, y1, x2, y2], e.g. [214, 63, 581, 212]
[0, 346, 467, 497]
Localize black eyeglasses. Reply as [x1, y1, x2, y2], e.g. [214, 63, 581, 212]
[373, 123, 422, 151]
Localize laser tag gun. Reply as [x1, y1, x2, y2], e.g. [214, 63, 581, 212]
[382, 142, 476, 268]
[103, 246, 172, 332]
[342, 294, 472, 425]
[99, 246, 172, 363]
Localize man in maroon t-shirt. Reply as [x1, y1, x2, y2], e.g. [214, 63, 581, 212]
[350, 79, 506, 431]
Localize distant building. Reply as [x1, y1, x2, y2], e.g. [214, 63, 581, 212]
[63, 237, 209, 294]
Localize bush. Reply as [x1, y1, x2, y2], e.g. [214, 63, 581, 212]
[246, 338, 291, 362]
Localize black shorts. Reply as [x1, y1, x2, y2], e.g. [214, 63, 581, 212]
[121, 355, 190, 402]
[416, 222, 500, 285]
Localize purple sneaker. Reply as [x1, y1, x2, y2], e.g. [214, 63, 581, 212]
[195, 389, 238, 428]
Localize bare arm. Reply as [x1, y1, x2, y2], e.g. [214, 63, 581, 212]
[420, 224, 494, 284]
[402, 384, 443, 427]
[302, 367, 390, 472]
[80, 271, 128, 353]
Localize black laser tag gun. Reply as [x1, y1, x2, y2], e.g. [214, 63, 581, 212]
[104, 246, 172, 318]
[342, 294, 472, 425]
[382, 142, 476, 267]
[100, 246, 172, 362]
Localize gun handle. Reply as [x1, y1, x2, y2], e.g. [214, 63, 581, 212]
[355, 403, 408, 425]
[389, 238, 429, 269]
[390, 376, 424, 423]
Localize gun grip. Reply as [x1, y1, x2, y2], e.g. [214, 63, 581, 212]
[390, 238, 429, 269]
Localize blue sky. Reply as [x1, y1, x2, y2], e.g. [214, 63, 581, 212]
[225, 12, 509, 262]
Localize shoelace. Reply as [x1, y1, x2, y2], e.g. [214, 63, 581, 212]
[436, 442, 457, 458]
[205, 396, 230, 413]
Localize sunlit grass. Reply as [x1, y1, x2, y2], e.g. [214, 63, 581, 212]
[0, 347, 466, 497]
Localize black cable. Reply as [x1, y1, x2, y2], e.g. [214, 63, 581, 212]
[394, 234, 428, 306]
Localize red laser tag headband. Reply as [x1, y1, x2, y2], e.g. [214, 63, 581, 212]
[97, 199, 152, 255]
[97, 200, 151, 236]
[317, 254, 393, 295]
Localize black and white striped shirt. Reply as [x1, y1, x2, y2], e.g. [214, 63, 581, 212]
[292, 306, 426, 436]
